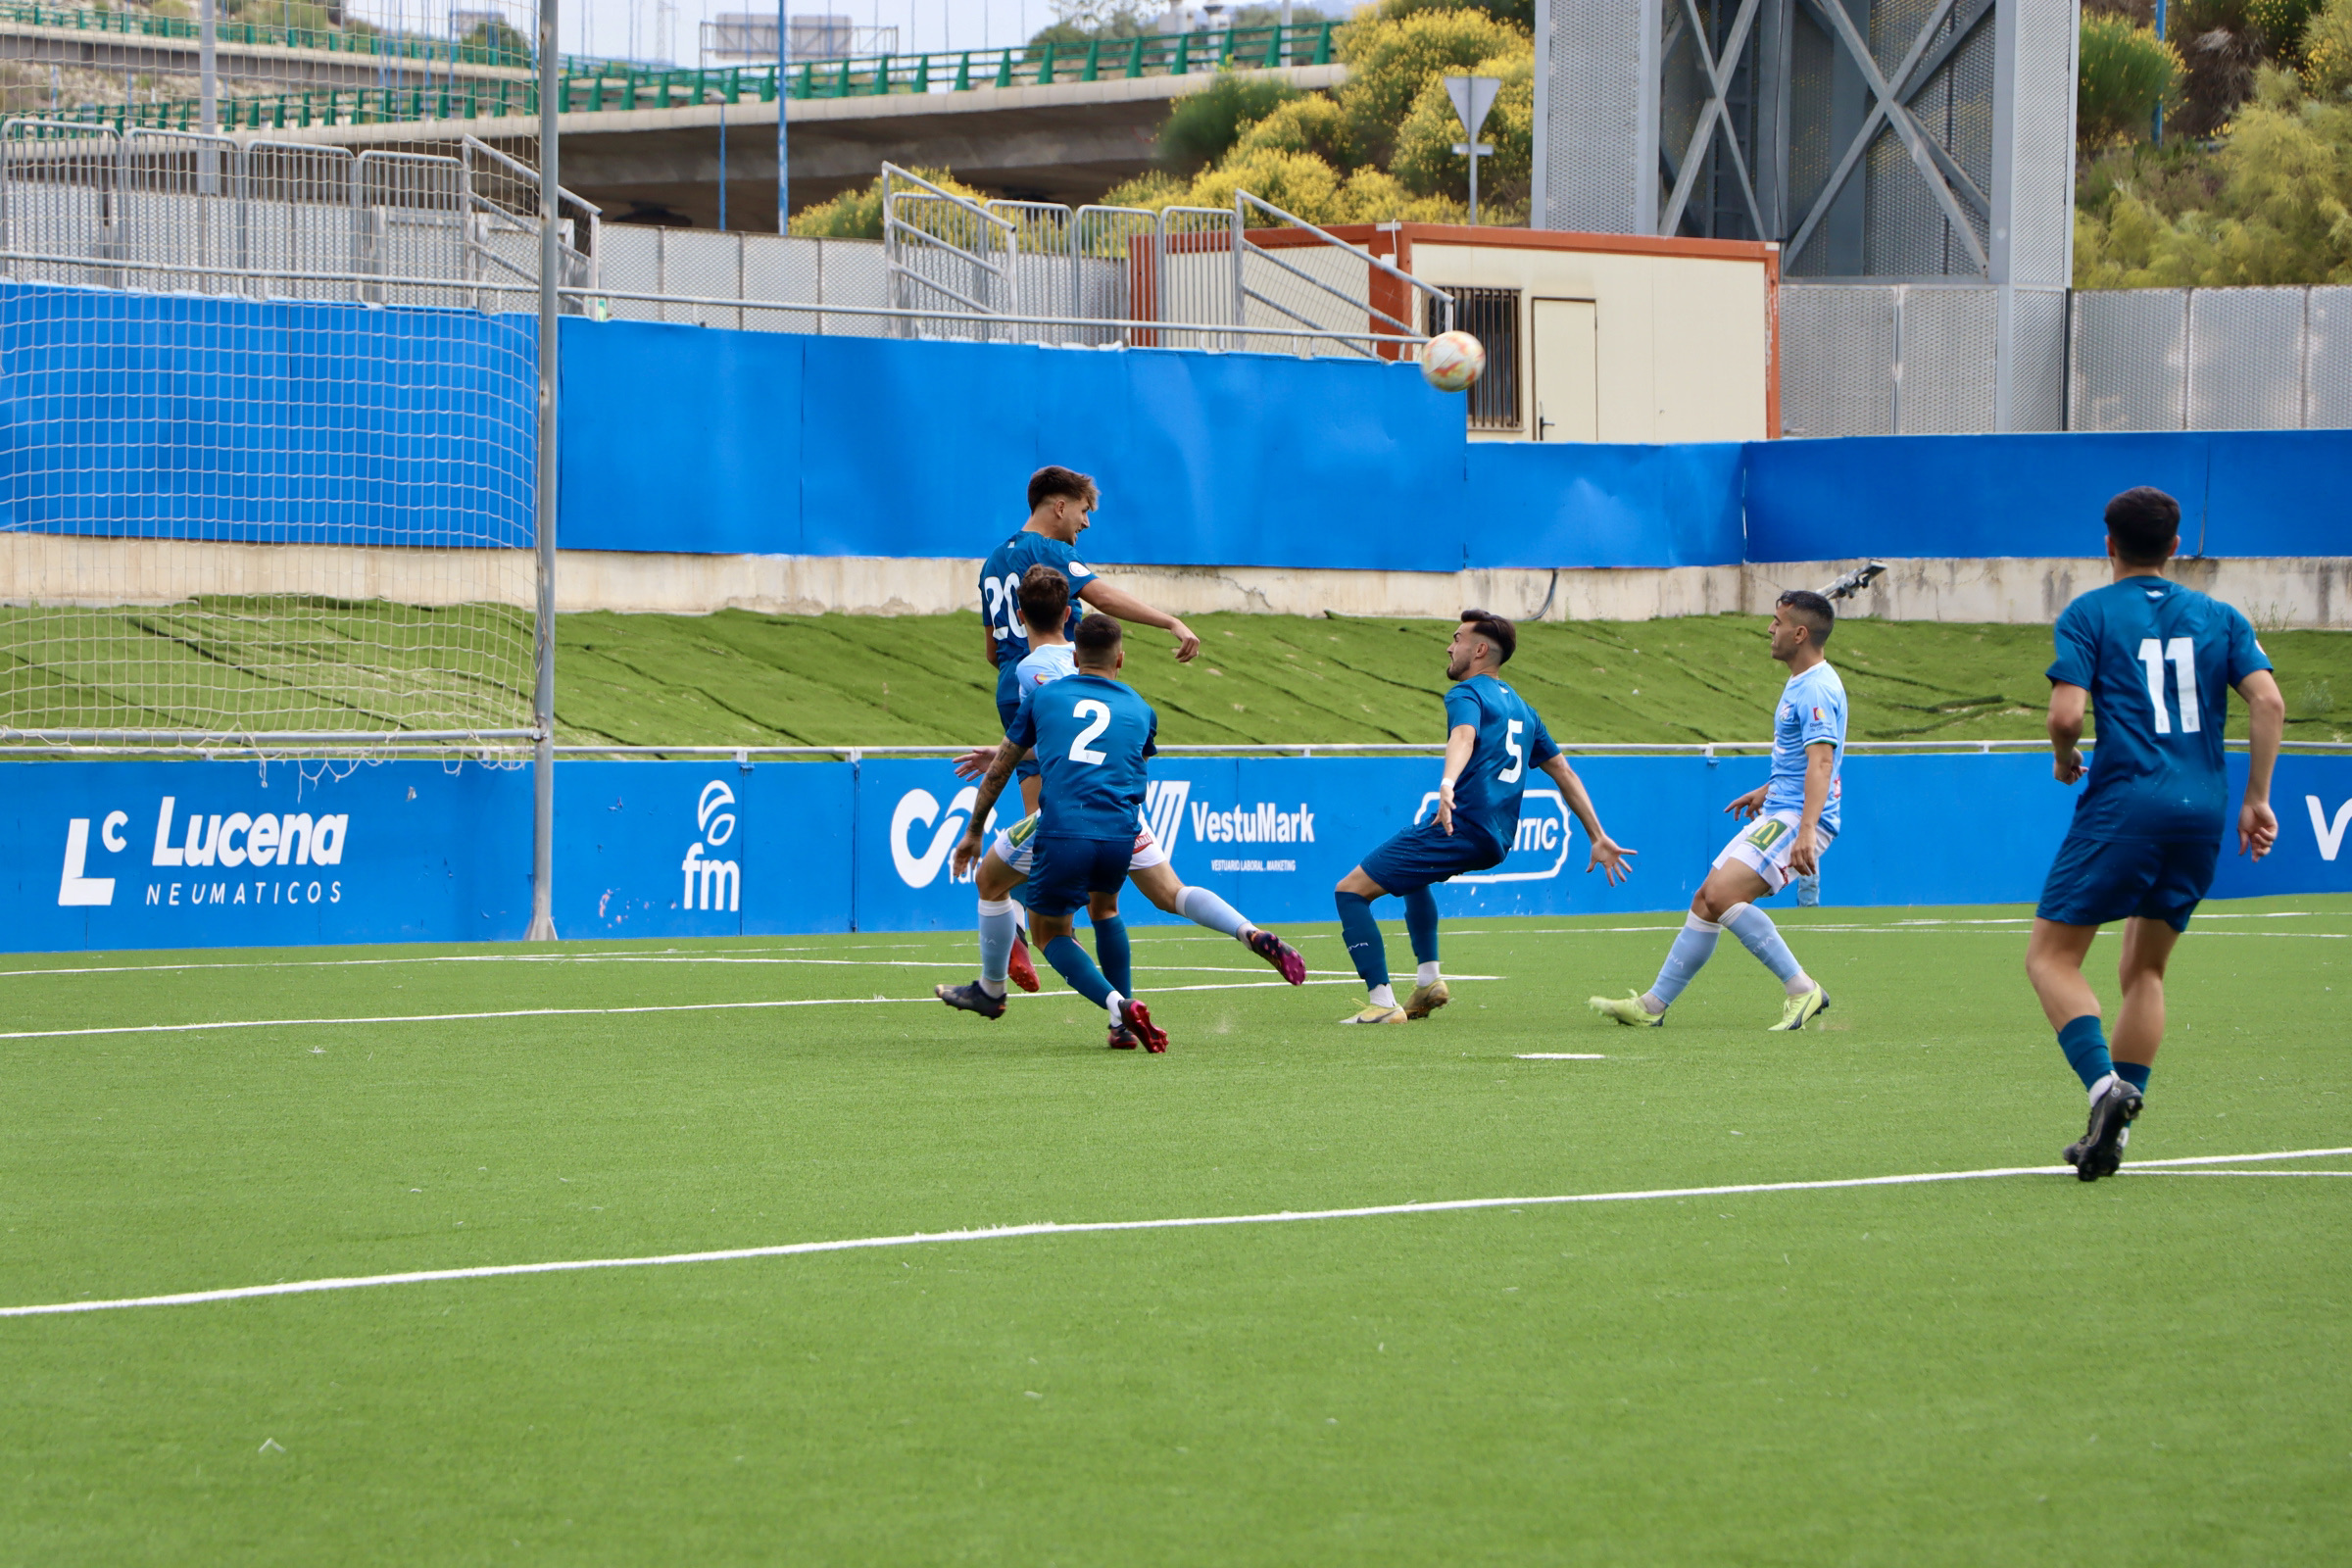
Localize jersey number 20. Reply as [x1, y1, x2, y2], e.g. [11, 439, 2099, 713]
[2136, 637, 2202, 735]
[982, 572, 1024, 641]
[1068, 699, 1111, 764]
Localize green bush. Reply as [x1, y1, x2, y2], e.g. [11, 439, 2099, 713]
[2080, 14, 2184, 146]
[1157, 73, 1302, 174]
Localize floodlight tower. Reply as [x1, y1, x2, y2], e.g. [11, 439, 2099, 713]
[1530, 0, 2079, 432]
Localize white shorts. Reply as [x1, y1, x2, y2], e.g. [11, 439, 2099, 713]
[1712, 808, 1834, 895]
[989, 811, 1166, 879]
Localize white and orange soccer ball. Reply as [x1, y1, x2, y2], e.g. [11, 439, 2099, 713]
[1420, 329, 1487, 393]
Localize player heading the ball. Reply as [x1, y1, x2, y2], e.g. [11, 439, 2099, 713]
[2026, 486, 2285, 1182]
[979, 466, 1201, 818]
[1591, 591, 1845, 1032]
[1333, 612, 1636, 1025]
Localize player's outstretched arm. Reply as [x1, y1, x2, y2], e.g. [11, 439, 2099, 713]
[1540, 755, 1637, 885]
[2236, 667, 2285, 859]
[2047, 681, 2089, 785]
[1724, 782, 1769, 819]
[1076, 578, 1200, 663]
[952, 743, 1003, 781]
[953, 745, 1029, 878]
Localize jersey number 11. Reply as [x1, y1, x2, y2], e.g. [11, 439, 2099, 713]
[2136, 637, 2201, 735]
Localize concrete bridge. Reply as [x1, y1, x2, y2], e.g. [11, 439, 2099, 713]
[0, 13, 527, 93]
[211, 62, 1346, 227]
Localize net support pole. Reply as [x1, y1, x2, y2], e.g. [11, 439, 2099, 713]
[527, 0, 561, 944]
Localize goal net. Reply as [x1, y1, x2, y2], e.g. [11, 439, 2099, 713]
[0, 122, 579, 752]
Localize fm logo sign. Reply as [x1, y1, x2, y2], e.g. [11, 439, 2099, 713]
[680, 780, 741, 911]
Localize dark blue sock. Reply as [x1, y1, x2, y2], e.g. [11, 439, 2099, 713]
[1335, 891, 1389, 990]
[1403, 886, 1440, 964]
[2114, 1060, 2152, 1095]
[1043, 934, 1114, 1009]
[2057, 1014, 2114, 1092]
[1092, 914, 1132, 999]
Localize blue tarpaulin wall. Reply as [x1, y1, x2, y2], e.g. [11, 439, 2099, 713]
[556, 318, 2351, 569]
[0, 280, 534, 547]
[5, 753, 2347, 952]
[3, 288, 2344, 568]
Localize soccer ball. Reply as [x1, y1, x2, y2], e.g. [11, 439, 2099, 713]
[1420, 330, 1487, 393]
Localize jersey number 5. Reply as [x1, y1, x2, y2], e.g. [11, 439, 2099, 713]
[1499, 719, 1526, 783]
[2136, 637, 2202, 735]
[1068, 699, 1111, 764]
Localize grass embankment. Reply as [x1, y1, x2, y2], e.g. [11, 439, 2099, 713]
[558, 612, 2352, 748]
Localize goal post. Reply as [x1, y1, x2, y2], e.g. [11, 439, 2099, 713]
[0, 104, 581, 936]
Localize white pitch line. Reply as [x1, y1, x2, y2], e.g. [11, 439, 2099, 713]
[5, 1147, 2344, 1321]
[0, 972, 1469, 1043]
[2122, 1168, 2352, 1178]
[1516, 1054, 1607, 1060]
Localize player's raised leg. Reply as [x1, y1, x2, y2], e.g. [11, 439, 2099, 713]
[1127, 860, 1306, 984]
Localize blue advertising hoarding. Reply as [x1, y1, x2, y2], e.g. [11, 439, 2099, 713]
[1, 754, 2345, 953]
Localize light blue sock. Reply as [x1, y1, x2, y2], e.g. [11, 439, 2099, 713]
[1334, 890, 1389, 991]
[1721, 902, 1810, 993]
[1093, 914, 1132, 999]
[1403, 886, 1440, 964]
[2058, 1014, 2114, 1093]
[977, 897, 1016, 996]
[1043, 935, 1116, 1010]
[1644, 912, 1720, 1010]
[1179, 885, 1249, 939]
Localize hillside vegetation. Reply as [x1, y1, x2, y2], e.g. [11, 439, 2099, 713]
[556, 612, 2352, 748]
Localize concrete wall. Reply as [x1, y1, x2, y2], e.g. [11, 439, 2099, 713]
[10, 535, 2345, 627]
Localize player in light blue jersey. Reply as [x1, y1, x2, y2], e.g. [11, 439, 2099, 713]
[1592, 591, 1845, 1032]
[2028, 487, 2283, 1181]
[942, 614, 1306, 1052]
[1334, 612, 1636, 1025]
[980, 466, 1202, 818]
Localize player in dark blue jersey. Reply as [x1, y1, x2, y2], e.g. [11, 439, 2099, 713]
[2028, 487, 2284, 1181]
[939, 615, 1225, 1053]
[1333, 611, 1636, 1024]
[980, 466, 1202, 817]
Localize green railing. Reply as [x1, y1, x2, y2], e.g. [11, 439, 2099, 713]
[43, 22, 1339, 132]
[0, 1, 624, 74]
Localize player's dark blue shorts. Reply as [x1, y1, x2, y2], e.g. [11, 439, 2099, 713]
[994, 673, 1040, 783]
[1025, 833, 1130, 917]
[1358, 818, 1506, 895]
[2036, 832, 2219, 933]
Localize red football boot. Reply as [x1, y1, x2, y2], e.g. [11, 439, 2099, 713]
[1115, 998, 1168, 1054]
[1008, 931, 1041, 994]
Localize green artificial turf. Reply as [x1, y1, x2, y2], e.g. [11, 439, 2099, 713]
[5, 900, 2349, 1563]
[555, 611, 2352, 750]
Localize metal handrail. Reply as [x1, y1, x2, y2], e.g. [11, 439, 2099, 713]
[1236, 189, 1456, 337]
[9, 737, 2346, 759]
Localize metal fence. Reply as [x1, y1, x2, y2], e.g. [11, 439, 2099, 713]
[1783, 281, 2352, 438]
[0, 121, 597, 308]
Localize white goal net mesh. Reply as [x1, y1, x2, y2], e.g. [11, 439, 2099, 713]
[0, 122, 569, 748]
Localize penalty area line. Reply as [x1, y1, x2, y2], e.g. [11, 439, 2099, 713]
[6, 1147, 2346, 1321]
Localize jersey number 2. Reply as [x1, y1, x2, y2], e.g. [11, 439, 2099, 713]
[1068, 699, 1111, 764]
[2136, 637, 2201, 735]
[1499, 719, 1525, 783]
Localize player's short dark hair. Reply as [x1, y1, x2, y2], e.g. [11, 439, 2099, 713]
[1073, 612, 1122, 666]
[1459, 609, 1516, 664]
[1777, 589, 1835, 645]
[1028, 465, 1098, 514]
[1017, 562, 1070, 634]
[2105, 486, 2181, 566]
